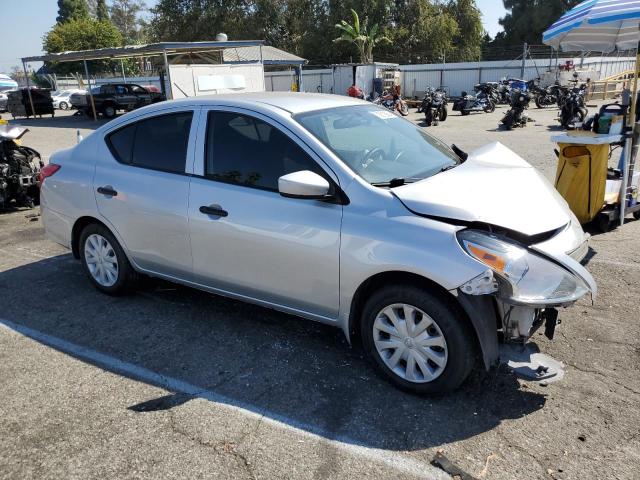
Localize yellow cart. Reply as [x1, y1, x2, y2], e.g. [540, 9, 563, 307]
[552, 132, 625, 229]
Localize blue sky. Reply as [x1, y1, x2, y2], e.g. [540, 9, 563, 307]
[0, 0, 506, 73]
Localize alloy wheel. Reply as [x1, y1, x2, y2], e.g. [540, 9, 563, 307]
[372, 303, 448, 383]
[84, 234, 119, 287]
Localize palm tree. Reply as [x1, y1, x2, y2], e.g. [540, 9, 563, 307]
[334, 9, 390, 64]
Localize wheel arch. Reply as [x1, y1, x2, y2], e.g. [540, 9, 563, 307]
[349, 272, 474, 344]
[71, 216, 111, 259]
[347, 270, 500, 370]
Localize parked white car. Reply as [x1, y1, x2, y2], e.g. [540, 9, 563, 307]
[40, 93, 596, 394]
[0, 88, 10, 112]
[52, 89, 85, 110]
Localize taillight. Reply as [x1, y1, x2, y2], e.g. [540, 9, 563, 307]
[39, 163, 61, 185]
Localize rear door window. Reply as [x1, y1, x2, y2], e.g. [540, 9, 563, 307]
[107, 111, 193, 173]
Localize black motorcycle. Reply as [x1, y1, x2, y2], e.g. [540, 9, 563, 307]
[453, 83, 496, 115]
[559, 84, 588, 129]
[0, 126, 42, 208]
[501, 90, 532, 130]
[528, 80, 559, 108]
[418, 88, 448, 126]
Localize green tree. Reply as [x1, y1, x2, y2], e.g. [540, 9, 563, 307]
[96, 0, 110, 21]
[57, 0, 89, 22]
[446, 0, 483, 61]
[43, 17, 123, 74]
[334, 9, 390, 63]
[110, 0, 147, 44]
[496, 0, 582, 45]
[147, 0, 484, 65]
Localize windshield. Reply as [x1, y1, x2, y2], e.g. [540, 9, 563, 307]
[295, 105, 458, 185]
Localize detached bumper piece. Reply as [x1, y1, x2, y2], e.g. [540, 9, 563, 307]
[499, 343, 566, 384]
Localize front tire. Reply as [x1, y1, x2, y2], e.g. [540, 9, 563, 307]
[360, 285, 475, 395]
[79, 224, 136, 295]
[59, 101, 69, 110]
[424, 109, 433, 127]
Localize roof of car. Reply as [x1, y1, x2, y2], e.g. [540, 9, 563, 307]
[171, 92, 367, 115]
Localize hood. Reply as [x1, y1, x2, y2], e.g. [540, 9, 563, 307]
[393, 142, 571, 237]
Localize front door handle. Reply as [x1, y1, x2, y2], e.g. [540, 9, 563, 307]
[97, 186, 118, 196]
[199, 204, 228, 217]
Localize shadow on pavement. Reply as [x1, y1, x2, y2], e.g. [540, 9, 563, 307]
[6, 113, 110, 130]
[0, 253, 547, 451]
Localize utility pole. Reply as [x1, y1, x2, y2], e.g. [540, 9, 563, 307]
[521, 43, 528, 79]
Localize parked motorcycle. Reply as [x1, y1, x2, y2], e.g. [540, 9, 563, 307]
[501, 90, 532, 130]
[417, 87, 449, 126]
[372, 89, 410, 116]
[453, 83, 496, 115]
[528, 80, 559, 108]
[559, 84, 588, 129]
[0, 126, 42, 208]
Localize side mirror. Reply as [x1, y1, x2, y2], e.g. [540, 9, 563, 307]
[278, 170, 330, 200]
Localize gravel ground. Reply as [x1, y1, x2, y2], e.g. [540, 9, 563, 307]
[0, 103, 639, 480]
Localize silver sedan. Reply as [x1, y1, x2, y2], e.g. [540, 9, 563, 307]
[40, 93, 595, 394]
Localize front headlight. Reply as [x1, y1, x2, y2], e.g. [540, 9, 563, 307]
[457, 230, 589, 305]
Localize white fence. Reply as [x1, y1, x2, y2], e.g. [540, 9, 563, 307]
[266, 56, 636, 98]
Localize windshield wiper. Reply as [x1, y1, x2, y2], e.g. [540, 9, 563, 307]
[439, 164, 459, 173]
[372, 177, 414, 188]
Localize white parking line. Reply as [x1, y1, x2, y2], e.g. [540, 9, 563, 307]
[0, 318, 449, 480]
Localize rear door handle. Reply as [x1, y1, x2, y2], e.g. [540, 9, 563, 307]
[199, 205, 228, 217]
[97, 186, 118, 196]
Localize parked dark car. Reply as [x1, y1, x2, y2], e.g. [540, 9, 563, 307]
[70, 83, 165, 118]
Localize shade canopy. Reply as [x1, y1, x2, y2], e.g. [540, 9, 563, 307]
[543, 0, 640, 52]
[21, 41, 267, 63]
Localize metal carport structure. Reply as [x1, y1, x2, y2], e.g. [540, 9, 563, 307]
[21, 41, 307, 120]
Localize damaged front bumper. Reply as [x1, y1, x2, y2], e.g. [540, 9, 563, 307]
[451, 222, 596, 374]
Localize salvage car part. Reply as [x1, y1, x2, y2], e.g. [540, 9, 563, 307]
[0, 126, 42, 208]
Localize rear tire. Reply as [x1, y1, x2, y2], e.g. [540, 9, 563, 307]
[79, 223, 136, 295]
[360, 285, 475, 395]
[484, 101, 496, 113]
[102, 104, 117, 118]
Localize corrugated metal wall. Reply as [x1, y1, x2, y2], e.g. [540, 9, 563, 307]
[265, 56, 636, 97]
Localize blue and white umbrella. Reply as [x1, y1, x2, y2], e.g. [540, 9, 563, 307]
[543, 0, 640, 52]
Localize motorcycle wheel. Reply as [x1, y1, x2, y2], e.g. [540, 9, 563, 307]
[441, 106, 448, 122]
[535, 97, 544, 109]
[502, 112, 514, 130]
[424, 110, 433, 127]
[399, 102, 409, 116]
[484, 102, 496, 114]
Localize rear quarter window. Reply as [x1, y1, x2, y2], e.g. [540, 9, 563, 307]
[106, 111, 193, 173]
